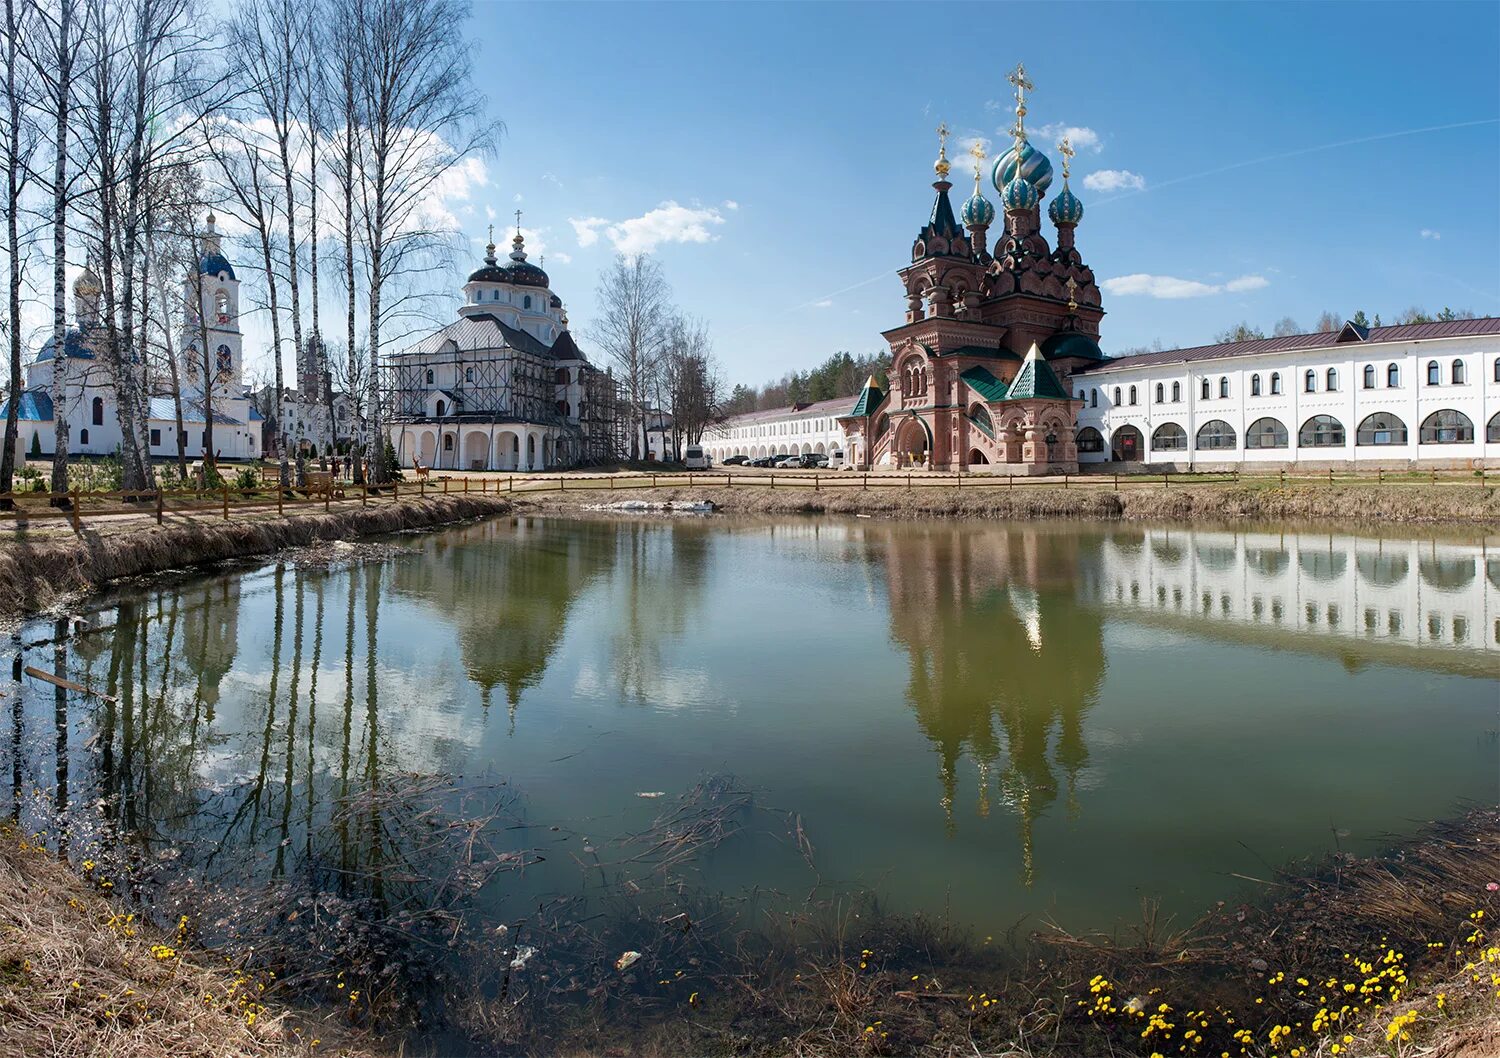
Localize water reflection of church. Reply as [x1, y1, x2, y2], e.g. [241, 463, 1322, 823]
[879, 526, 1106, 885]
[872, 523, 1498, 886]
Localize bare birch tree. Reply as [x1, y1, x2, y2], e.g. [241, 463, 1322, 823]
[348, 0, 494, 483]
[591, 253, 672, 461]
[0, 0, 38, 502]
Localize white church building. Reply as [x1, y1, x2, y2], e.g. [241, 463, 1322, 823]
[1, 215, 264, 462]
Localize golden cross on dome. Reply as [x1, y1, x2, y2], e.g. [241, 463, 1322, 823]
[933, 121, 952, 178]
[1058, 137, 1075, 180]
[513, 208, 523, 235]
[1007, 62, 1033, 118]
[487, 223, 494, 245]
[968, 139, 987, 175]
[936, 121, 950, 152]
[1065, 277, 1079, 312]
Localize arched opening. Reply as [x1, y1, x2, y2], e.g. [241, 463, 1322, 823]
[1111, 424, 1143, 461]
[1451, 359, 1466, 385]
[1076, 426, 1104, 453]
[1426, 360, 1440, 385]
[1488, 411, 1500, 443]
[968, 448, 989, 465]
[435, 399, 447, 417]
[1219, 376, 1230, 398]
[1387, 363, 1400, 387]
[555, 367, 570, 384]
[418, 431, 437, 467]
[1363, 365, 1375, 389]
[1171, 381, 1181, 402]
[1151, 422, 1186, 451]
[968, 403, 993, 436]
[894, 415, 930, 466]
[91, 396, 103, 426]
[463, 431, 488, 469]
[1195, 419, 1237, 451]
[1356, 413, 1407, 446]
[1269, 372, 1281, 395]
[214, 289, 229, 318]
[1250, 374, 1261, 396]
[1155, 383, 1165, 403]
[1325, 367, 1338, 391]
[1298, 414, 1345, 447]
[1245, 417, 1288, 449]
[1419, 410, 1473, 444]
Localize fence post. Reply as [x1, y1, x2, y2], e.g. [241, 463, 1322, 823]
[277, 483, 283, 517]
[1378, 467, 1383, 485]
[1431, 468, 1437, 485]
[1280, 468, 1286, 487]
[508, 476, 513, 493]
[69, 488, 81, 532]
[1113, 473, 1119, 491]
[1328, 467, 1334, 485]
[443, 476, 449, 494]
[862, 473, 868, 490]
[815, 473, 820, 492]
[156, 488, 163, 524]
[1163, 473, 1169, 488]
[907, 473, 911, 489]
[688, 473, 693, 488]
[770, 473, 775, 489]
[1064, 473, 1069, 489]
[393, 479, 399, 503]
[325, 483, 331, 513]
[464, 476, 469, 493]
[222, 485, 229, 521]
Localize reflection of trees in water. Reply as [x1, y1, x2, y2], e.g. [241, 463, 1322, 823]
[603, 521, 712, 705]
[877, 526, 1106, 887]
[388, 517, 617, 720]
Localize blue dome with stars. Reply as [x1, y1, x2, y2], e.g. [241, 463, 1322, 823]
[1002, 174, 1038, 212]
[1048, 183, 1084, 225]
[992, 141, 1053, 197]
[961, 188, 995, 227]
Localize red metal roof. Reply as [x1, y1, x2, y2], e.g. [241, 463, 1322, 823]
[1076, 317, 1500, 374]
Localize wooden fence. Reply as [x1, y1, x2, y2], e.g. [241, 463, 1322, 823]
[0, 465, 1489, 530]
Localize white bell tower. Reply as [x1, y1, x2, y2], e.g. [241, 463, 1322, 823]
[182, 212, 243, 397]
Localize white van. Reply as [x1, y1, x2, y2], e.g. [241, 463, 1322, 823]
[683, 444, 712, 470]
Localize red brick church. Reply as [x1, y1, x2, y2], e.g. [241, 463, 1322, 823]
[840, 64, 1104, 474]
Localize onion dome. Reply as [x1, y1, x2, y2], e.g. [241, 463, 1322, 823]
[961, 187, 995, 227]
[73, 264, 101, 297]
[1048, 183, 1084, 225]
[992, 140, 1053, 196]
[501, 232, 549, 288]
[199, 250, 235, 280]
[1002, 173, 1038, 212]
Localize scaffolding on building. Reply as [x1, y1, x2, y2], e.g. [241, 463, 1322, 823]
[381, 343, 627, 469]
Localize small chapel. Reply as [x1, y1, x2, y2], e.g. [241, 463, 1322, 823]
[839, 63, 1103, 474]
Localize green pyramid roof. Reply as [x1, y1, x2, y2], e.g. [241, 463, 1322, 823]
[1005, 345, 1072, 401]
[848, 375, 884, 417]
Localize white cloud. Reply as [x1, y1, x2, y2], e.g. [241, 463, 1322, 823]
[723, 199, 739, 211]
[1420, 228, 1441, 240]
[484, 205, 496, 221]
[512, 192, 523, 203]
[568, 202, 728, 257]
[568, 216, 609, 247]
[1033, 122, 1102, 152]
[812, 299, 832, 309]
[1083, 169, 1146, 193]
[1102, 273, 1269, 299]
[541, 172, 563, 188]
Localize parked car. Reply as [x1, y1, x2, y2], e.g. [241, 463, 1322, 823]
[722, 454, 748, 466]
[800, 453, 829, 468]
[748, 456, 777, 468]
[683, 445, 712, 469]
[773, 454, 801, 468]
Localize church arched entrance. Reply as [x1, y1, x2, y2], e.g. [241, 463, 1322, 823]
[894, 415, 931, 467]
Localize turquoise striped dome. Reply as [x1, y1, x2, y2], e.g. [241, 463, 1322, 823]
[992, 140, 1053, 196]
[1048, 184, 1084, 225]
[961, 189, 995, 227]
[1002, 174, 1038, 212]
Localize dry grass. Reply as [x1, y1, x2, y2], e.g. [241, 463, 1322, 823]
[0, 822, 379, 1058]
[522, 480, 1500, 527]
[0, 495, 512, 622]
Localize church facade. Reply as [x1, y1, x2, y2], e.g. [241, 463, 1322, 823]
[385, 224, 619, 471]
[838, 65, 1102, 475]
[1, 216, 264, 462]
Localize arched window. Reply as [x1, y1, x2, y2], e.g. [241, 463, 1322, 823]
[91, 396, 103, 426]
[1218, 376, 1229, 398]
[1111, 424, 1143, 461]
[1128, 385, 1137, 406]
[1195, 419, 1237, 450]
[1451, 359, 1466, 384]
[874, 412, 890, 439]
[1494, 359, 1500, 383]
[213, 289, 229, 319]
[1076, 426, 1104, 452]
[79, 428, 89, 445]
[1427, 360, 1440, 385]
[1171, 381, 1181, 402]
[464, 367, 473, 382]
[1155, 383, 1164, 403]
[1250, 373, 1261, 396]
[1269, 372, 1281, 395]
[1151, 422, 1187, 450]
[1486, 412, 1500, 443]
[1419, 409, 1474, 444]
[969, 403, 993, 435]
[435, 399, 446, 417]
[1363, 364, 1375, 389]
[1090, 389, 1097, 408]
[1326, 367, 1338, 391]
[1200, 377, 1210, 400]
[443, 434, 454, 451]
[523, 295, 532, 309]
[1113, 386, 1121, 406]
[1356, 412, 1407, 446]
[216, 345, 232, 374]
[1298, 414, 1345, 447]
[1388, 363, 1400, 387]
[1304, 369, 1317, 393]
[555, 368, 570, 385]
[1245, 417, 1288, 448]
[425, 369, 434, 384]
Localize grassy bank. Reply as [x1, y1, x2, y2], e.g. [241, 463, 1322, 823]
[0, 822, 376, 1057]
[521, 480, 1500, 527]
[0, 495, 512, 623]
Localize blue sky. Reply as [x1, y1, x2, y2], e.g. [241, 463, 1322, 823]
[456, 0, 1499, 389]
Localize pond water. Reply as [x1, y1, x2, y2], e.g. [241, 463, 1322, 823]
[5, 516, 1498, 937]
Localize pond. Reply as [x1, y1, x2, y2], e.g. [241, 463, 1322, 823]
[5, 515, 1498, 943]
